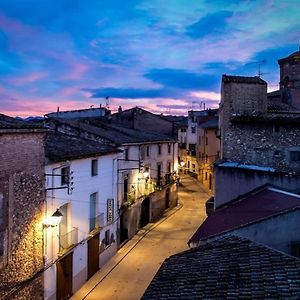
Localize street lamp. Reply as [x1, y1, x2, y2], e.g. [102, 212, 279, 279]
[44, 208, 63, 228]
[143, 170, 150, 179]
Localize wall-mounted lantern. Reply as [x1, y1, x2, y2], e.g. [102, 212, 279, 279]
[143, 170, 150, 179]
[180, 161, 186, 167]
[44, 208, 63, 228]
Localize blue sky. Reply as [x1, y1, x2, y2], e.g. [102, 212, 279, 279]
[0, 0, 299, 116]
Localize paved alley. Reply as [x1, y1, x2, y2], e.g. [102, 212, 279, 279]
[71, 175, 210, 300]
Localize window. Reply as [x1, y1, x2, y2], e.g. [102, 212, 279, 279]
[191, 126, 196, 134]
[168, 144, 171, 154]
[89, 192, 98, 231]
[146, 146, 150, 157]
[167, 161, 171, 173]
[290, 151, 300, 162]
[125, 148, 129, 160]
[61, 166, 70, 186]
[181, 128, 186, 133]
[274, 150, 281, 157]
[105, 229, 111, 247]
[205, 172, 208, 180]
[91, 159, 98, 176]
[291, 241, 300, 258]
[157, 163, 162, 188]
[205, 136, 208, 146]
[158, 145, 161, 155]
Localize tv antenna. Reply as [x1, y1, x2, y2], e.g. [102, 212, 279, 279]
[105, 96, 110, 109]
[246, 59, 267, 77]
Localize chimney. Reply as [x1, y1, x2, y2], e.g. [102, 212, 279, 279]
[118, 106, 122, 114]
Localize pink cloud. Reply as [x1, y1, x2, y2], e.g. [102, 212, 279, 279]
[5, 72, 48, 86]
[61, 62, 90, 81]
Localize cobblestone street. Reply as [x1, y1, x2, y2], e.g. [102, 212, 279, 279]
[72, 175, 210, 300]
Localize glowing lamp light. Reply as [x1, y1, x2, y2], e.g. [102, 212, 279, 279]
[180, 161, 186, 167]
[44, 208, 63, 228]
[143, 170, 150, 178]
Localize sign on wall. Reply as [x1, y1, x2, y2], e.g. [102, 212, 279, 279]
[107, 199, 114, 223]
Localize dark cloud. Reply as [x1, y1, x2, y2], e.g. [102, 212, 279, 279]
[186, 11, 233, 39]
[144, 68, 220, 90]
[85, 87, 178, 99]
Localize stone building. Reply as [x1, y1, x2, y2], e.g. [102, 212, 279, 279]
[0, 114, 45, 299]
[197, 117, 219, 191]
[110, 106, 176, 137]
[216, 50, 300, 207]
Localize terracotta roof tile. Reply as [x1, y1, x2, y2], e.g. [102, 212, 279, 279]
[188, 186, 300, 245]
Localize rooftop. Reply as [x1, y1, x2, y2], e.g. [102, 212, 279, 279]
[188, 185, 300, 245]
[45, 130, 119, 163]
[199, 116, 218, 129]
[143, 236, 300, 300]
[222, 75, 267, 85]
[278, 50, 300, 64]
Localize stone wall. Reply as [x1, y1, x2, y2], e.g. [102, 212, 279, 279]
[0, 131, 45, 299]
[279, 55, 300, 89]
[222, 121, 300, 172]
[150, 184, 178, 222]
[219, 77, 300, 173]
[111, 108, 174, 136]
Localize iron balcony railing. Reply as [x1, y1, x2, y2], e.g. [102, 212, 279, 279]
[59, 227, 78, 252]
[89, 213, 105, 232]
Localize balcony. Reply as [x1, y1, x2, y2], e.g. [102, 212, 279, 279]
[59, 227, 78, 253]
[89, 213, 105, 232]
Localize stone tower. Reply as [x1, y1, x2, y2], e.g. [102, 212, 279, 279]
[278, 50, 300, 89]
[219, 75, 267, 160]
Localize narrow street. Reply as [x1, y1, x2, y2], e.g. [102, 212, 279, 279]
[71, 175, 210, 300]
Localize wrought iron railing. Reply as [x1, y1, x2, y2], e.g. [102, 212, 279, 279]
[89, 213, 105, 231]
[59, 227, 78, 252]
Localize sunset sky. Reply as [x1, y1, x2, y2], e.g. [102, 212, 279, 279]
[0, 0, 299, 117]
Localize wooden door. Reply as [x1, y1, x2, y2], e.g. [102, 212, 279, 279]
[87, 233, 100, 279]
[140, 197, 150, 227]
[165, 188, 170, 209]
[56, 252, 73, 300]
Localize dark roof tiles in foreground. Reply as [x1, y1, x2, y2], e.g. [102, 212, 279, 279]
[188, 187, 300, 245]
[142, 236, 300, 300]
